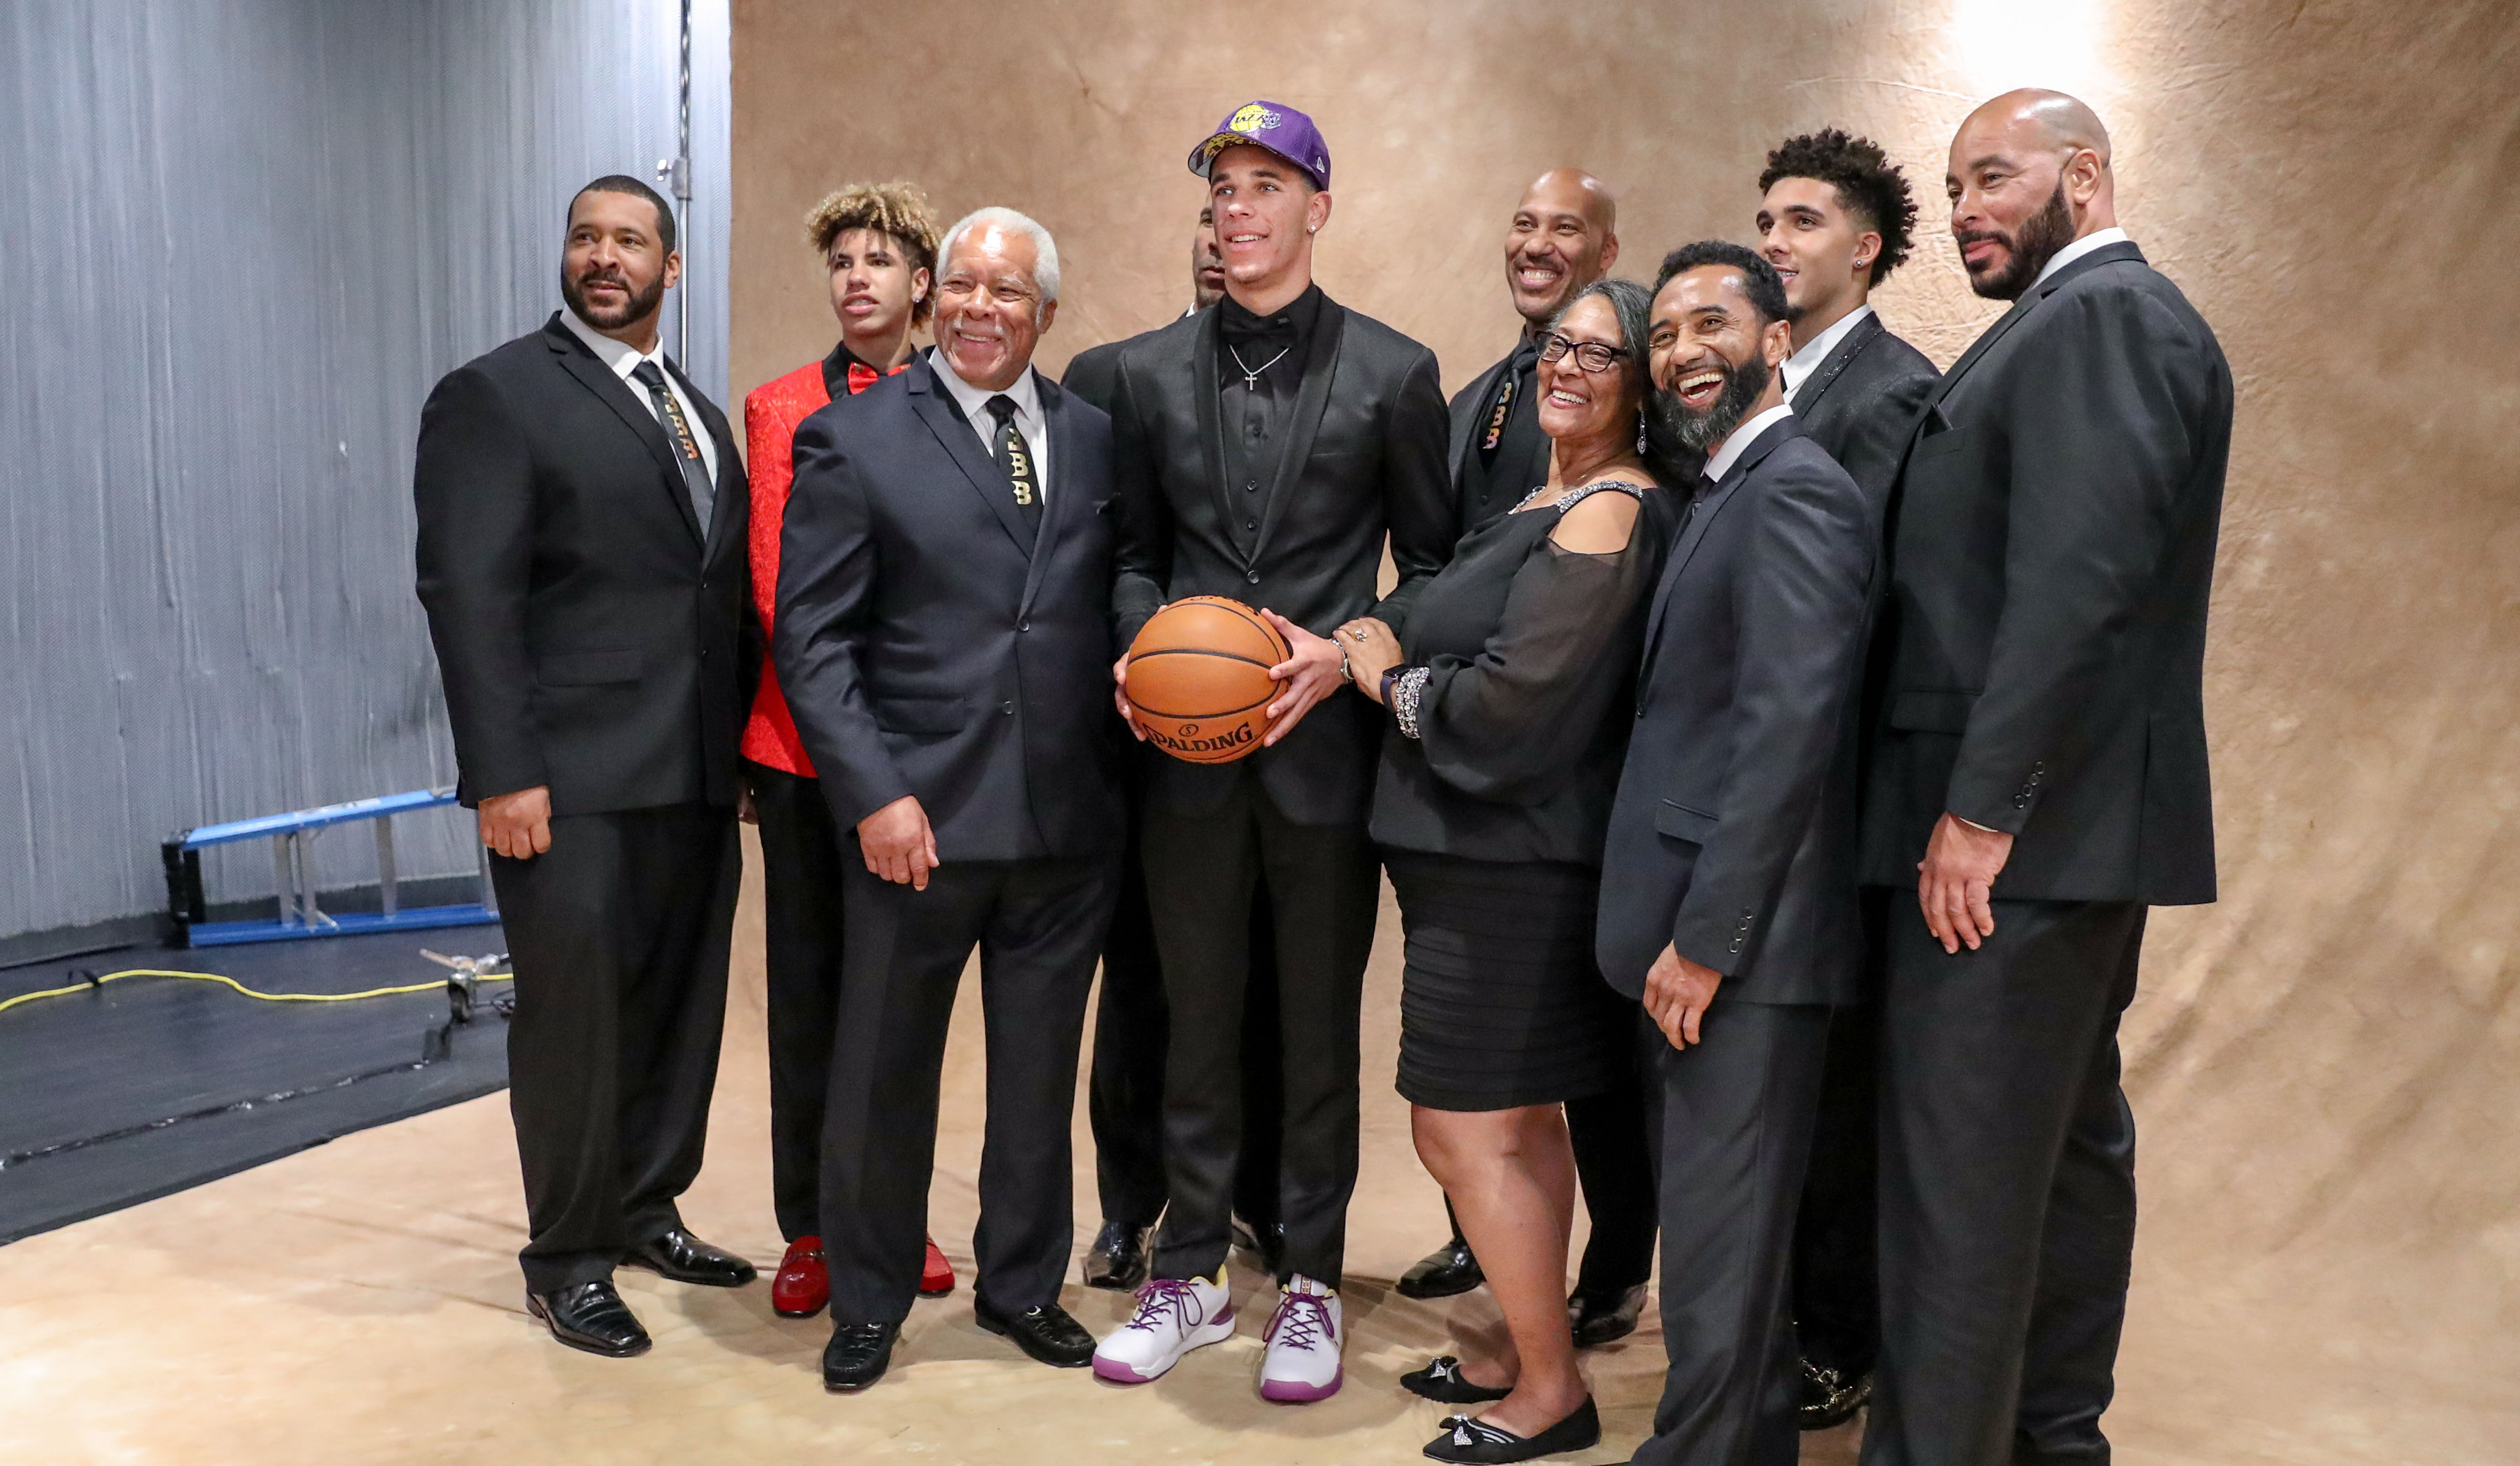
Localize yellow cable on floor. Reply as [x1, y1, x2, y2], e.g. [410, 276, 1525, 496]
[0, 966, 512, 1018]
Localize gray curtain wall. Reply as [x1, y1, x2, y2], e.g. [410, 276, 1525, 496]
[0, 0, 732, 945]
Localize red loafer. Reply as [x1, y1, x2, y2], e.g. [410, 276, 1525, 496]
[773, 1236, 829, 1318]
[921, 1235, 955, 1297]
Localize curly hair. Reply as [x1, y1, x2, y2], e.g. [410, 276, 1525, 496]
[803, 181, 943, 323]
[1758, 129, 1917, 286]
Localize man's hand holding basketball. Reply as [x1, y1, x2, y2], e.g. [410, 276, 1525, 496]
[1112, 651, 1145, 741]
[858, 795, 939, 891]
[1258, 609, 1346, 745]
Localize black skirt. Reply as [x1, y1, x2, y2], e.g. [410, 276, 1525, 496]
[1385, 852, 1633, 1111]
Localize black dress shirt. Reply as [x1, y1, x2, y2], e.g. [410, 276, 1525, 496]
[1216, 284, 1326, 556]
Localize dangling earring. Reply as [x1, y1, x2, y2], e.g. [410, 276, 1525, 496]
[1636, 412, 1649, 456]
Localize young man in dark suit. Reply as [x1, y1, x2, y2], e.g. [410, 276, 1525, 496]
[1394, 166, 1661, 1355]
[1092, 101, 1453, 1403]
[1595, 243, 1876, 1465]
[1064, 204, 1287, 1295]
[414, 176, 758, 1359]
[775, 209, 1125, 1392]
[1752, 128, 1942, 1429]
[1858, 91, 2231, 1466]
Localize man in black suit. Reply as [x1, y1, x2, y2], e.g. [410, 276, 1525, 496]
[1064, 203, 1287, 1294]
[1751, 128, 1942, 1428]
[1090, 102, 1452, 1403]
[414, 175, 758, 1359]
[775, 208, 1125, 1392]
[1595, 243, 1875, 1464]
[1858, 91, 2230, 1466]
[1394, 166, 1660, 1354]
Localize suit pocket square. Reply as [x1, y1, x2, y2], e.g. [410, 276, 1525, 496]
[535, 648, 644, 686]
[1653, 801, 1718, 844]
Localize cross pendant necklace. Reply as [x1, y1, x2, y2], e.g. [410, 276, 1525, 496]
[1229, 344, 1292, 389]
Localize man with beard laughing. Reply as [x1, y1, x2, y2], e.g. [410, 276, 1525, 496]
[1596, 242, 1875, 1464]
[415, 175, 758, 1358]
[1857, 90, 2231, 1466]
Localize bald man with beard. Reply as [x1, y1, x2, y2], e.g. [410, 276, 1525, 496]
[1392, 170, 1659, 1354]
[1858, 91, 2230, 1466]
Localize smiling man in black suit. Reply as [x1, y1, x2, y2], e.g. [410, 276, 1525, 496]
[414, 175, 758, 1359]
[775, 207, 1126, 1393]
[1752, 128, 1942, 1430]
[1858, 91, 2232, 1466]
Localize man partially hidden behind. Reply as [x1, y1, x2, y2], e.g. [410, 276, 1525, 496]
[777, 208, 1124, 1392]
[414, 175, 757, 1358]
[1064, 202, 1290, 1295]
[740, 181, 959, 1320]
[1092, 101, 1453, 1403]
[1751, 128, 1941, 1429]
[1596, 243, 1876, 1464]
[1396, 166, 1662, 1357]
[1858, 91, 2230, 1466]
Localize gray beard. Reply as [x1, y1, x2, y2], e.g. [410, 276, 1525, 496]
[1659, 351, 1773, 456]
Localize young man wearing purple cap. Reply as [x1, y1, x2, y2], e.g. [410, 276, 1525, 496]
[1093, 100, 1453, 1403]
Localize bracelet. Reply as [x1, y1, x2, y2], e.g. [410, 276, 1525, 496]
[1338, 646, 1354, 684]
[1391, 667, 1432, 741]
[1379, 665, 1403, 709]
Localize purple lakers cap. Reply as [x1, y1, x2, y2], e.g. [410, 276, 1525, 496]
[1188, 100, 1331, 191]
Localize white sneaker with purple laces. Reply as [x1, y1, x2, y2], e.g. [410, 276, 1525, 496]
[1092, 1273, 1235, 1383]
[1259, 1275, 1343, 1402]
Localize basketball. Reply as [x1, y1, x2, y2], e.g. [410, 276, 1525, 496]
[1124, 596, 1291, 764]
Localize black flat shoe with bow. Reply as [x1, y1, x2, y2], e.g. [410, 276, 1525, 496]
[1401, 1355, 1513, 1404]
[1422, 1398, 1601, 1464]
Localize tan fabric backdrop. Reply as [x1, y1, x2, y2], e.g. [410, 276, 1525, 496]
[730, 0, 2520, 1454]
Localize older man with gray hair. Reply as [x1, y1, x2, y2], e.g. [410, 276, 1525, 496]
[775, 205, 1126, 1391]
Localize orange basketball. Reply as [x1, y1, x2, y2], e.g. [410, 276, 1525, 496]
[1125, 596, 1291, 764]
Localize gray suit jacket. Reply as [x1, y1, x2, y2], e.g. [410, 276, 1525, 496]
[1859, 241, 2231, 904]
[1597, 417, 1876, 1006]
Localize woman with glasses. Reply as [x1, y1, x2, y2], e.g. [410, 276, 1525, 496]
[1338, 278, 1683, 1463]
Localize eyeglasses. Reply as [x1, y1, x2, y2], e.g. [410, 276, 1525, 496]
[1537, 332, 1625, 374]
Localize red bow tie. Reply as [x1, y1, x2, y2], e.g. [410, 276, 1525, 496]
[844, 360, 910, 395]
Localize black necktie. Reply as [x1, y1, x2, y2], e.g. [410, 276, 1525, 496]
[631, 360, 714, 532]
[986, 394, 1044, 538]
[1480, 341, 1540, 457]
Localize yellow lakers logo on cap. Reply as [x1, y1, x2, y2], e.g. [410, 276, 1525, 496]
[1229, 103, 1281, 135]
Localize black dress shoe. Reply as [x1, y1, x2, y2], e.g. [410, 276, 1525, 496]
[1797, 1356, 1870, 1429]
[1082, 1219, 1151, 1291]
[1423, 1398, 1600, 1463]
[972, 1295, 1096, 1367]
[823, 1320, 900, 1391]
[1396, 1234, 1484, 1300]
[1567, 1282, 1649, 1348]
[623, 1228, 758, 1288]
[1230, 1215, 1287, 1276]
[526, 1280, 652, 1358]
[1401, 1355, 1513, 1404]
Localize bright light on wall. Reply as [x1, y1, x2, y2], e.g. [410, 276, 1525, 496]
[1949, 0, 2114, 101]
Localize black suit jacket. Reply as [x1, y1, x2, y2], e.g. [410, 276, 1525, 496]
[1597, 417, 1876, 1006]
[414, 313, 751, 815]
[1108, 293, 1453, 826]
[1444, 347, 1552, 537]
[1860, 242, 2230, 904]
[1792, 311, 1940, 509]
[774, 354, 1125, 862]
[1061, 337, 1127, 415]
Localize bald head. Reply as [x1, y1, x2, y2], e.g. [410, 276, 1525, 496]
[1505, 168, 1621, 326]
[1946, 89, 2118, 300]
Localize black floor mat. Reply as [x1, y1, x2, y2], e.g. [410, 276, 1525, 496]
[0, 929, 511, 1244]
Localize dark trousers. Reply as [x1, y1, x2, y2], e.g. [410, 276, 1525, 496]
[1860, 898, 2145, 1466]
[1088, 849, 1283, 1229]
[1143, 777, 1380, 1287]
[491, 803, 739, 1294]
[819, 852, 1118, 1326]
[1791, 889, 1894, 1376]
[1632, 1001, 1829, 1466]
[748, 761, 847, 1243]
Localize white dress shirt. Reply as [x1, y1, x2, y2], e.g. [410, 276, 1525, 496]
[1782, 303, 1874, 403]
[2031, 226, 2132, 292]
[561, 307, 718, 481]
[927, 347, 1053, 500]
[1702, 402, 1797, 485]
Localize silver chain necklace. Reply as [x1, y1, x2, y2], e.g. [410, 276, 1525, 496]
[1228, 343, 1292, 389]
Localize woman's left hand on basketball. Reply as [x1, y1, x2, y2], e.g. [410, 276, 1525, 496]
[1336, 618, 1402, 702]
[1258, 609, 1348, 743]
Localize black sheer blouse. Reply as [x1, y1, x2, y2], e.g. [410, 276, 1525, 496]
[1369, 480, 1680, 865]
